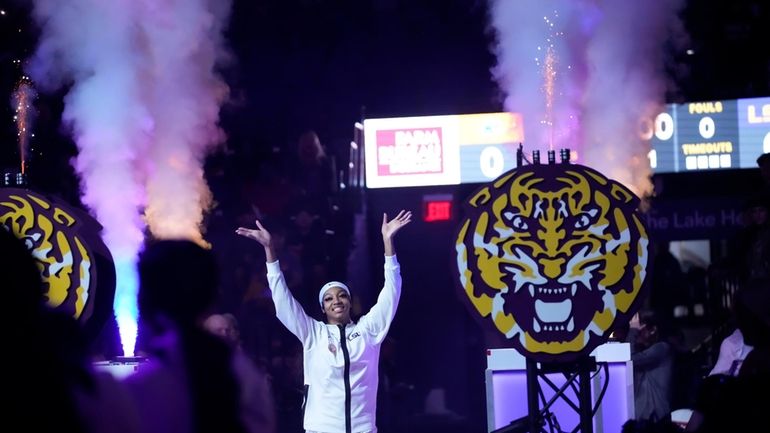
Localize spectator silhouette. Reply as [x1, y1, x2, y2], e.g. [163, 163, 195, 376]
[127, 240, 274, 433]
[622, 418, 682, 433]
[741, 197, 770, 281]
[1, 227, 141, 433]
[756, 152, 770, 191]
[632, 312, 675, 422]
[203, 312, 276, 433]
[733, 278, 770, 383]
[204, 313, 242, 350]
[649, 242, 686, 321]
[1, 227, 91, 432]
[287, 130, 337, 217]
[286, 205, 330, 311]
[610, 319, 633, 343]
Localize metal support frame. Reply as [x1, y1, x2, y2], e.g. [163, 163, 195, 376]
[523, 356, 597, 433]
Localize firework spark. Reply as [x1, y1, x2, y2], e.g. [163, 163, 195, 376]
[543, 46, 557, 151]
[541, 12, 562, 152]
[11, 77, 37, 174]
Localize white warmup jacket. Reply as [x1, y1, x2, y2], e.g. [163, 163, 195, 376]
[266, 255, 401, 433]
[709, 328, 753, 377]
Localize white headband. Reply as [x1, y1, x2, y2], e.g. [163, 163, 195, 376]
[319, 281, 351, 306]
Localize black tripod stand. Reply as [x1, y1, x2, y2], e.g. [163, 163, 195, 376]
[492, 356, 610, 433]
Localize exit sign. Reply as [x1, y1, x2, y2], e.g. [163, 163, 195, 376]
[423, 194, 453, 222]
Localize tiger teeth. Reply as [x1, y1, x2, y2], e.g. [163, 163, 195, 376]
[571, 283, 577, 296]
[534, 287, 571, 295]
[532, 317, 574, 334]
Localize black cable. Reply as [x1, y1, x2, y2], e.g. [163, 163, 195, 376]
[590, 366, 603, 380]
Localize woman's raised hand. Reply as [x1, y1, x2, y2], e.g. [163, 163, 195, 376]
[236, 220, 272, 248]
[381, 210, 412, 240]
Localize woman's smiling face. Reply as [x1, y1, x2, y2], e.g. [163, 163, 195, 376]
[323, 286, 351, 325]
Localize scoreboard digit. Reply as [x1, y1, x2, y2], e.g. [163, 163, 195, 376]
[643, 106, 677, 173]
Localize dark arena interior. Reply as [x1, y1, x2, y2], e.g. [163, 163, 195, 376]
[2, 1, 770, 432]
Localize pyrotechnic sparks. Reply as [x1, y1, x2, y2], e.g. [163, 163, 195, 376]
[11, 77, 37, 174]
[543, 46, 557, 150]
[539, 12, 564, 152]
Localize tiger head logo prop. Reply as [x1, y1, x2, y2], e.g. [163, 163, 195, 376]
[455, 164, 649, 362]
[1, 188, 114, 338]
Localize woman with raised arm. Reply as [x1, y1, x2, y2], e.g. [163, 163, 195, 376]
[236, 210, 411, 433]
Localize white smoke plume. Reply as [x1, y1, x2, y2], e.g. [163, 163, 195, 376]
[141, 0, 231, 244]
[28, 0, 231, 355]
[489, 0, 685, 196]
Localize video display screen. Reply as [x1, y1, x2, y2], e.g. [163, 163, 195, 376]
[363, 113, 524, 188]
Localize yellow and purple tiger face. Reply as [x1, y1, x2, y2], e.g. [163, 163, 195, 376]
[1, 189, 99, 321]
[455, 164, 648, 361]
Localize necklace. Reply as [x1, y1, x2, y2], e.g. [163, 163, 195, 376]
[326, 326, 338, 356]
[326, 322, 352, 356]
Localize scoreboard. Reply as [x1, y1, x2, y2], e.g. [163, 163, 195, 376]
[647, 96, 770, 173]
[363, 96, 770, 188]
[363, 113, 524, 188]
